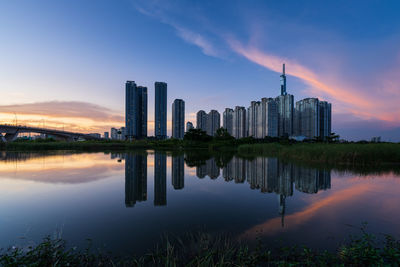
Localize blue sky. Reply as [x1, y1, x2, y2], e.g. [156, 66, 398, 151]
[0, 0, 399, 140]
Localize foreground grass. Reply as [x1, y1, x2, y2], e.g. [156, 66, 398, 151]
[238, 143, 400, 166]
[1, 227, 400, 266]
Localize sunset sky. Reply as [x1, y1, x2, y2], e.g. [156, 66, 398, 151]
[1, 0, 400, 140]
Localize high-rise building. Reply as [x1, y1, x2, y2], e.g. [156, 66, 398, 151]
[196, 110, 207, 131]
[172, 155, 184, 189]
[276, 94, 294, 137]
[295, 98, 320, 139]
[276, 64, 294, 137]
[155, 82, 167, 139]
[125, 81, 147, 140]
[186, 121, 194, 132]
[206, 110, 220, 136]
[103, 132, 109, 139]
[319, 101, 332, 139]
[232, 106, 246, 139]
[154, 152, 167, 206]
[111, 128, 118, 140]
[280, 63, 287, 96]
[248, 101, 259, 137]
[172, 99, 185, 139]
[261, 98, 278, 137]
[223, 108, 234, 135]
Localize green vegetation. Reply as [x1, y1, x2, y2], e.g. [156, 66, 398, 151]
[238, 142, 400, 166]
[1, 226, 400, 266]
[2, 130, 400, 168]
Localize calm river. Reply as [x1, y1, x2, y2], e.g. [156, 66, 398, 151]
[0, 151, 399, 255]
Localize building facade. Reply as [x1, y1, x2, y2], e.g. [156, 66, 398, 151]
[172, 99, 185, 139]
[154, 82, 167, 139]
[276, 94, 294, 137]
[295, 98, 320, 139]
[223, 108, 234, 135]
[206, 110, 220, 136]
[261, 97, 278, 137]
[232, 106, 246, 139]
[319, 101, 332, 139]
[125, 81, 147, 140]
[186, 121, 194, 132]
[196, 110, 207, 132]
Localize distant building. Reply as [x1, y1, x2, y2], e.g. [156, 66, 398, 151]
[319, 101, 332, 139]
[223, 108, 234, 135]
[155, 82, 167, 139]
[88, 133, 101, 138]
[125, 81, 147, 140]
[261, 98, 278, 137]
[206, 110, 220, 136]
[294, 98, 332, 140]
[248, 101, 261, 138]
[371, 136, 381, 142]
[295, 98, 320, 139]
[104, 132, 109, 139]
[172, 99, 185, 139]
[232, 106, 246, 139]
[111, 128, 118, 140]
[275, 64, 294, 137]
[186, 121, 194, 132]
[196, 110, 207, 132]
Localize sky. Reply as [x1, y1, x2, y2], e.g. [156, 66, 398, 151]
[0, 0, 400, 141]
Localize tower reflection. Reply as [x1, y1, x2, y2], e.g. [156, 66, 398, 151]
[125, 153, 147, 207]
[172, 155, 184, 189]
[154, 152, 167, 206]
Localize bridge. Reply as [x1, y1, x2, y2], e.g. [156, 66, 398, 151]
[0, 125, 102, 142]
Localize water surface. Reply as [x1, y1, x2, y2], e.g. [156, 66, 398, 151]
[0, 151, 399, 255]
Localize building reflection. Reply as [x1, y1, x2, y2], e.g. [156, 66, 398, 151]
[121, 152, 331, 215]
[172, 155, 184, 189]
[221, 156, 331, 226]
[125, 153, 147, 207]
[195, 158, 220, 179]
[154, 152, 167, 206]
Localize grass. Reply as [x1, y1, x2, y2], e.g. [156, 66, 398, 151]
[238, 142, 400, 166]
[1, 225, 400, 266]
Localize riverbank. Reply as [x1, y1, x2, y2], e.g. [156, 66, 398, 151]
[1, 229, 399, 266]
[2, 140, 400, 167]
[238, 142, 400, 166]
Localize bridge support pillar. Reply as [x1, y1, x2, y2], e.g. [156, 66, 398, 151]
[0, 132, 18, 143]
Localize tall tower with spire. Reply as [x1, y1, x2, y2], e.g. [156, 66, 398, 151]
[280, 63, 287, 96]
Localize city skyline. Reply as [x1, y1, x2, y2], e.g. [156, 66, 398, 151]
[1, 1, 400, 141]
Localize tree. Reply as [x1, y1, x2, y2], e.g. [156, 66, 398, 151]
[214, 128, 234, 141]
[184, 128, 212, 142]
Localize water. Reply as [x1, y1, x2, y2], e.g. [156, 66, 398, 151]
[0, 150, 399, 255]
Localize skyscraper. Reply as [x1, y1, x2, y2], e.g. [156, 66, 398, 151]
[319, 101, 332, 139]
[223, 108, 234, 135]
[248, 101, 261, 137]
[232, 106, 246, 138]
[206, 110, 220, 136]
[155, 82, 167, 139]
[196, 110, 207, 131]
[172, 99, 185, 139]
[275, 64, 294, 137]
[295, 98, 320, 139]
[125, 81, 147, 140]
[186, 121, 194, 132]
[280, 63, 287, 96]
[261, 98, 278, 137]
